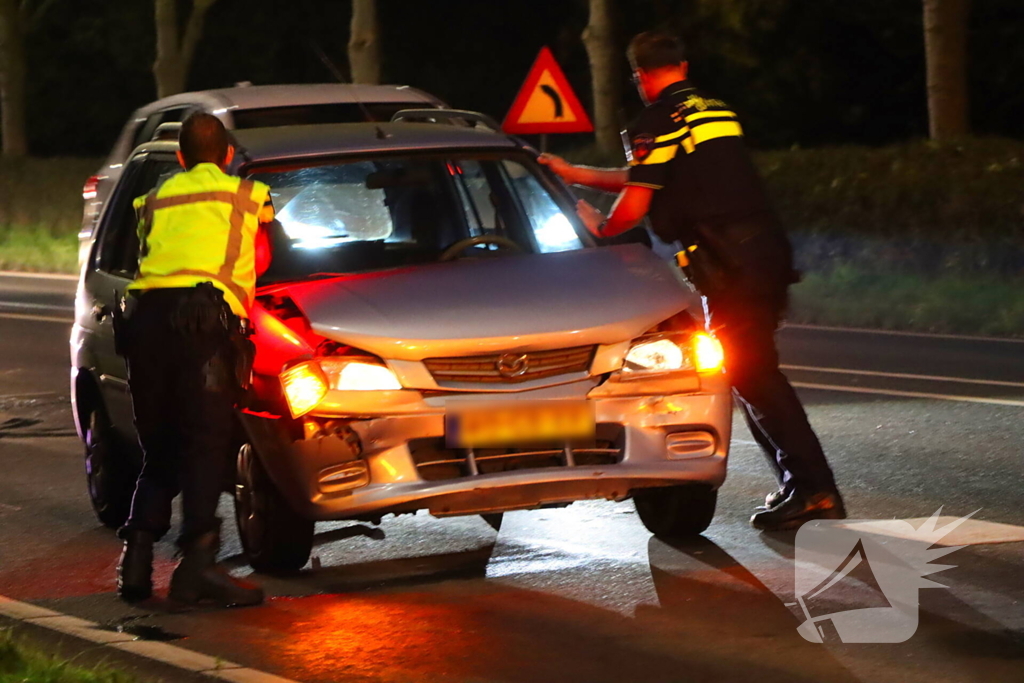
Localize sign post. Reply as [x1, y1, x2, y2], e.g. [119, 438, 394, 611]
[503, 46, 594, 144]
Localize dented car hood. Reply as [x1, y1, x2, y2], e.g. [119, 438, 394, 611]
[281, 244, 694, 360]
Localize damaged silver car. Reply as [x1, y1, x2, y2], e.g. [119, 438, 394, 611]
[72, 111, 732, 572]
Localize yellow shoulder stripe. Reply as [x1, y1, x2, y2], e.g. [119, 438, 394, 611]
[689, 120, 743, 148]
[654, 127, 691, 144]
[638, 144, 679, 166]
[685, 110, 738, 123]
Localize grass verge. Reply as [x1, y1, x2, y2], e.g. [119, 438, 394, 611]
[0, 628, 134, 683]
[788, 265, 1024, 337]
[0, 230, 79, 274]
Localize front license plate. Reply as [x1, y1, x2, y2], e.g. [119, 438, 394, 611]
[446, 400, 596, 448]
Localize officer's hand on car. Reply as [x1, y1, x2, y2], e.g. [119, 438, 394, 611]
[538, 153, 577, 184]
[575, 199, 606, 237]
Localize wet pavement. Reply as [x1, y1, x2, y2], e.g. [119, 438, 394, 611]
[0, 273, 1022, 682]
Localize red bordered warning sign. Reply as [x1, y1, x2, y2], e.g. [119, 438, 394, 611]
[502, 46, 594, 135]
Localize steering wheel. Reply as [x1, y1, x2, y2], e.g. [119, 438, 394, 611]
[439, 235, 523, 262]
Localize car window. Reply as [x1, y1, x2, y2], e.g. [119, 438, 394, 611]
[501, 161, 584, 254]
[453, 160, 500, 236]
[96, 156, 180, 277]
[131, 107, 192, 150]
[248, 153, 585, 283]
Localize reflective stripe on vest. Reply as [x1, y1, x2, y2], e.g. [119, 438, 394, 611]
[138, 178, 261, 313]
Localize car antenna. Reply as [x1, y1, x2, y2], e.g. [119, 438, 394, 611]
[310, 39, 389, 140]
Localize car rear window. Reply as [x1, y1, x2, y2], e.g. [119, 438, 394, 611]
[231, 103, 432, 129]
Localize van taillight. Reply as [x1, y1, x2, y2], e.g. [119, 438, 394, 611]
[82, 175, 100, 201]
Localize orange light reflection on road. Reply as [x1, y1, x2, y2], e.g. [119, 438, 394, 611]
[267, 594, 488, 682]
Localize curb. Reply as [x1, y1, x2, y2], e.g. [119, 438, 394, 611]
[0, 595, 300, 683]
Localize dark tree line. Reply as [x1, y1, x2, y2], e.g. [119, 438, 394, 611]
[2, 0, 1021, 158]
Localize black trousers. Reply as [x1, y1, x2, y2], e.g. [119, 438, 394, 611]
[120, 287, 239, 547]
[707, 284, 838, 496]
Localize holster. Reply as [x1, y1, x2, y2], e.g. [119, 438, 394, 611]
[681, 228, 738, 298]
[232, 329, 256, 399]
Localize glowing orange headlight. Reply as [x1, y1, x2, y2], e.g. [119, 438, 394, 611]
[692, 333, 725, 374]
[280, 360, 329, 418]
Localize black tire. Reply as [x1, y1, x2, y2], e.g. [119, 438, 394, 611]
[234, 443, 314, 573]
[84, 407, 137, 529]
[481, 513, 504, 532]
[634, 484, 718, 540]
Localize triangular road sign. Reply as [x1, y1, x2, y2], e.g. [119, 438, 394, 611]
[503, 46, 594, 135]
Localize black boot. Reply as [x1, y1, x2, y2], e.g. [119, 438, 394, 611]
[169, 530, 263, 607]
[117, 531, 155, 603]
[750, 489, 846, 531]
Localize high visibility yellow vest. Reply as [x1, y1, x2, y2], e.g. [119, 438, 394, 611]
[127, 163, 271, 318]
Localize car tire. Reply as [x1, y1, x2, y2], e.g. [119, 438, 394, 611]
[633, 484, 717, 540]
[234, 443, 314, 573]
[481, 513, 503, 532]
[84, 406, 137, 529]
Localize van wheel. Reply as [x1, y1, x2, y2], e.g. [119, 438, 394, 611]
[634, 484, 717, 540]
[234, 444, 314, 573]
[84, 407, 136, 529]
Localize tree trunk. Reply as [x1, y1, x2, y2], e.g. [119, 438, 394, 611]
[582, 0, 621, 155]
[924, 0, 970, 140]
[153, 0, 219, 99]
[348, 0, 381, 84]
[0, 0, 28, 157]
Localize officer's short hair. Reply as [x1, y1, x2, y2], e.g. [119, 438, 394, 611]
[628, 32, 687, 71]
[178, 112, 230, 168]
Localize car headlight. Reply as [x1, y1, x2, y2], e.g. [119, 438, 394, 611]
[623, 338, 690, 376]
[280, 361, 329, 418]
[318, 357, 402, 391]
[621, 332, 725, 378]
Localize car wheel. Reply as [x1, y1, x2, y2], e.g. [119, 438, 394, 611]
[481, 513, 503, 532]
[633, 484, 717, 540]
[234, 443, 314, 573]
[84, 407, 136, 529]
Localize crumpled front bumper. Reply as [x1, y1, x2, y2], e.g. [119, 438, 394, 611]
[242, 375, 733, 521]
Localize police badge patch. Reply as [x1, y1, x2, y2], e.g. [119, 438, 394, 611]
[631, 133, 655, 163]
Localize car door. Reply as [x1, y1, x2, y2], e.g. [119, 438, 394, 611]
[82, 152, 181, 438]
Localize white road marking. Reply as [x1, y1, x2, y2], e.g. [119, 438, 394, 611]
[0, 391, 59, 399]
[840, 517, 1024, 547]
[783, 364, 1024, 389]
[0, 271, 78, 281]
[0, 312, 73, 324]
[0, 594, 302, 683]
[792, 381, 1024, 407]
[783, 323, 1024, 344]
[0, 300, 75, 311]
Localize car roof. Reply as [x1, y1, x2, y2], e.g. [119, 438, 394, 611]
[132, 122, 524, 165]
[236, 123, 520, 162]
[137, 84, 443, 116]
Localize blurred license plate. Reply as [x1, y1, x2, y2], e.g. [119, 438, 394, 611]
[446, 400, 595, 448]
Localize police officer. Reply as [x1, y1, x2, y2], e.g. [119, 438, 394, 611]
[540, 31, 845, 531]
[116, 113, 273, 605]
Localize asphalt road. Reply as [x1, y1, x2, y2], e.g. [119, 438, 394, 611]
[0, 272, 1022, 683]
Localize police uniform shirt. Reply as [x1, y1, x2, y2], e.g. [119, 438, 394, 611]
[625, 80, 774, 244]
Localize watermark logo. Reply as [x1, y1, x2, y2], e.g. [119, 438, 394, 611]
[793, 509, 976, 643]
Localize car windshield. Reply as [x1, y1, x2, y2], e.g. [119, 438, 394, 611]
[248, 152, 586, 283]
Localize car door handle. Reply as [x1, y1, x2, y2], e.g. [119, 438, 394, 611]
[92, 304, 111, 322]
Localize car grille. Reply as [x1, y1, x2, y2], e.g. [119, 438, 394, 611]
[423, 345, 595, 385]
[409, 425, 625, 482]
